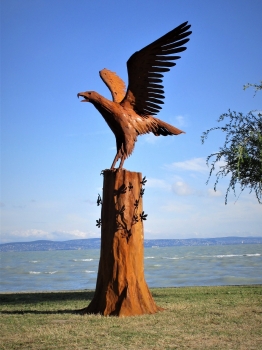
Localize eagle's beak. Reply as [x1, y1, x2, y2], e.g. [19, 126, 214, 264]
[77, 92, 89, 102]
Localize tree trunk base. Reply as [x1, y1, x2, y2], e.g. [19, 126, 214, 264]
[80, 169, 162, 317]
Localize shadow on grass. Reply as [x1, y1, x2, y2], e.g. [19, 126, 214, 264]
[0, 309, 80, 315]
[0, 290, 95, 315]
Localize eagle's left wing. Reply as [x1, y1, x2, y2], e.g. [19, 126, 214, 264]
[99, 68, 126, 103]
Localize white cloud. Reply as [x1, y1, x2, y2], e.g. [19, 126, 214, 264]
[2, 229, 51, 242]
[144, 133, 160, 144]
[206, 158, 227, 169]
[146, 195, 262, 239]
[175, 115, 187, 127]
[207, 188, 223, 197]
[12, 204, 26, 209]
[84, 199, 96, 205]
[166, 157, 208, 173]
[146, 178, 171, 190]
[1, 229, 100, 244]
[172, 181, 194, 196]
[146, 176, 204, 197]
[161, 202, 193, 213]
[51, 230, 99, 240]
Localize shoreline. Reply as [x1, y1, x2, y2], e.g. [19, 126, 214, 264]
[1, 284, 262, 295]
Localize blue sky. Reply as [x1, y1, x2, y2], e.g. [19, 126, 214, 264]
[1, 0, 262, 243]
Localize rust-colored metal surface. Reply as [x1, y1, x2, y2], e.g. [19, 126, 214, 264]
[78, 22, 191, 169]
[80, 169, 163, 316]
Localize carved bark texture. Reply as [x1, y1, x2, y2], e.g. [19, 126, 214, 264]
[83, 169, 162, 316]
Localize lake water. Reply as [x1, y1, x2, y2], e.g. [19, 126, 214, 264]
[1, 244, 261, 292]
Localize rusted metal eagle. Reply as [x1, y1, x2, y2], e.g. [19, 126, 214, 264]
[78, 22, 192, 169]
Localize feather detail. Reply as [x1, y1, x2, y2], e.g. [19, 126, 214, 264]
[121, 22, 191, 115]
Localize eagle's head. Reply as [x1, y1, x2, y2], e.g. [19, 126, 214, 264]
[77, 91, 98, 102]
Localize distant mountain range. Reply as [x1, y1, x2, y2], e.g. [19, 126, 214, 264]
[1, 237, 262, 252]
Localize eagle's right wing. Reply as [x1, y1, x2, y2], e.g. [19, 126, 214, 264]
[121, 22, 191, 116]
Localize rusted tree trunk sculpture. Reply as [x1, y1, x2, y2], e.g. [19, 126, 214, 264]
[81, 169, 162, 316]
[77, 22, 192, 316]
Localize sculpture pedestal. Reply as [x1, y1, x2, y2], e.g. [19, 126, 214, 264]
[81, 169, 162, 316]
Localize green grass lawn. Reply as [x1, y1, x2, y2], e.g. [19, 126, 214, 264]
[1, 285, 261, 349]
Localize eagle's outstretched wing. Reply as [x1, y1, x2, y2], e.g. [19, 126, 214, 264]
[99, 68, 126, 103]
[121, 21, 191, 116]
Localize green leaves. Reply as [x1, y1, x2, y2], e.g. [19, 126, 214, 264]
[243, 80, 262, 96]
[202, 104, 262, 204]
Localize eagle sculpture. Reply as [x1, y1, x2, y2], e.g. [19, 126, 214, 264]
[78, 22, 192, 169]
